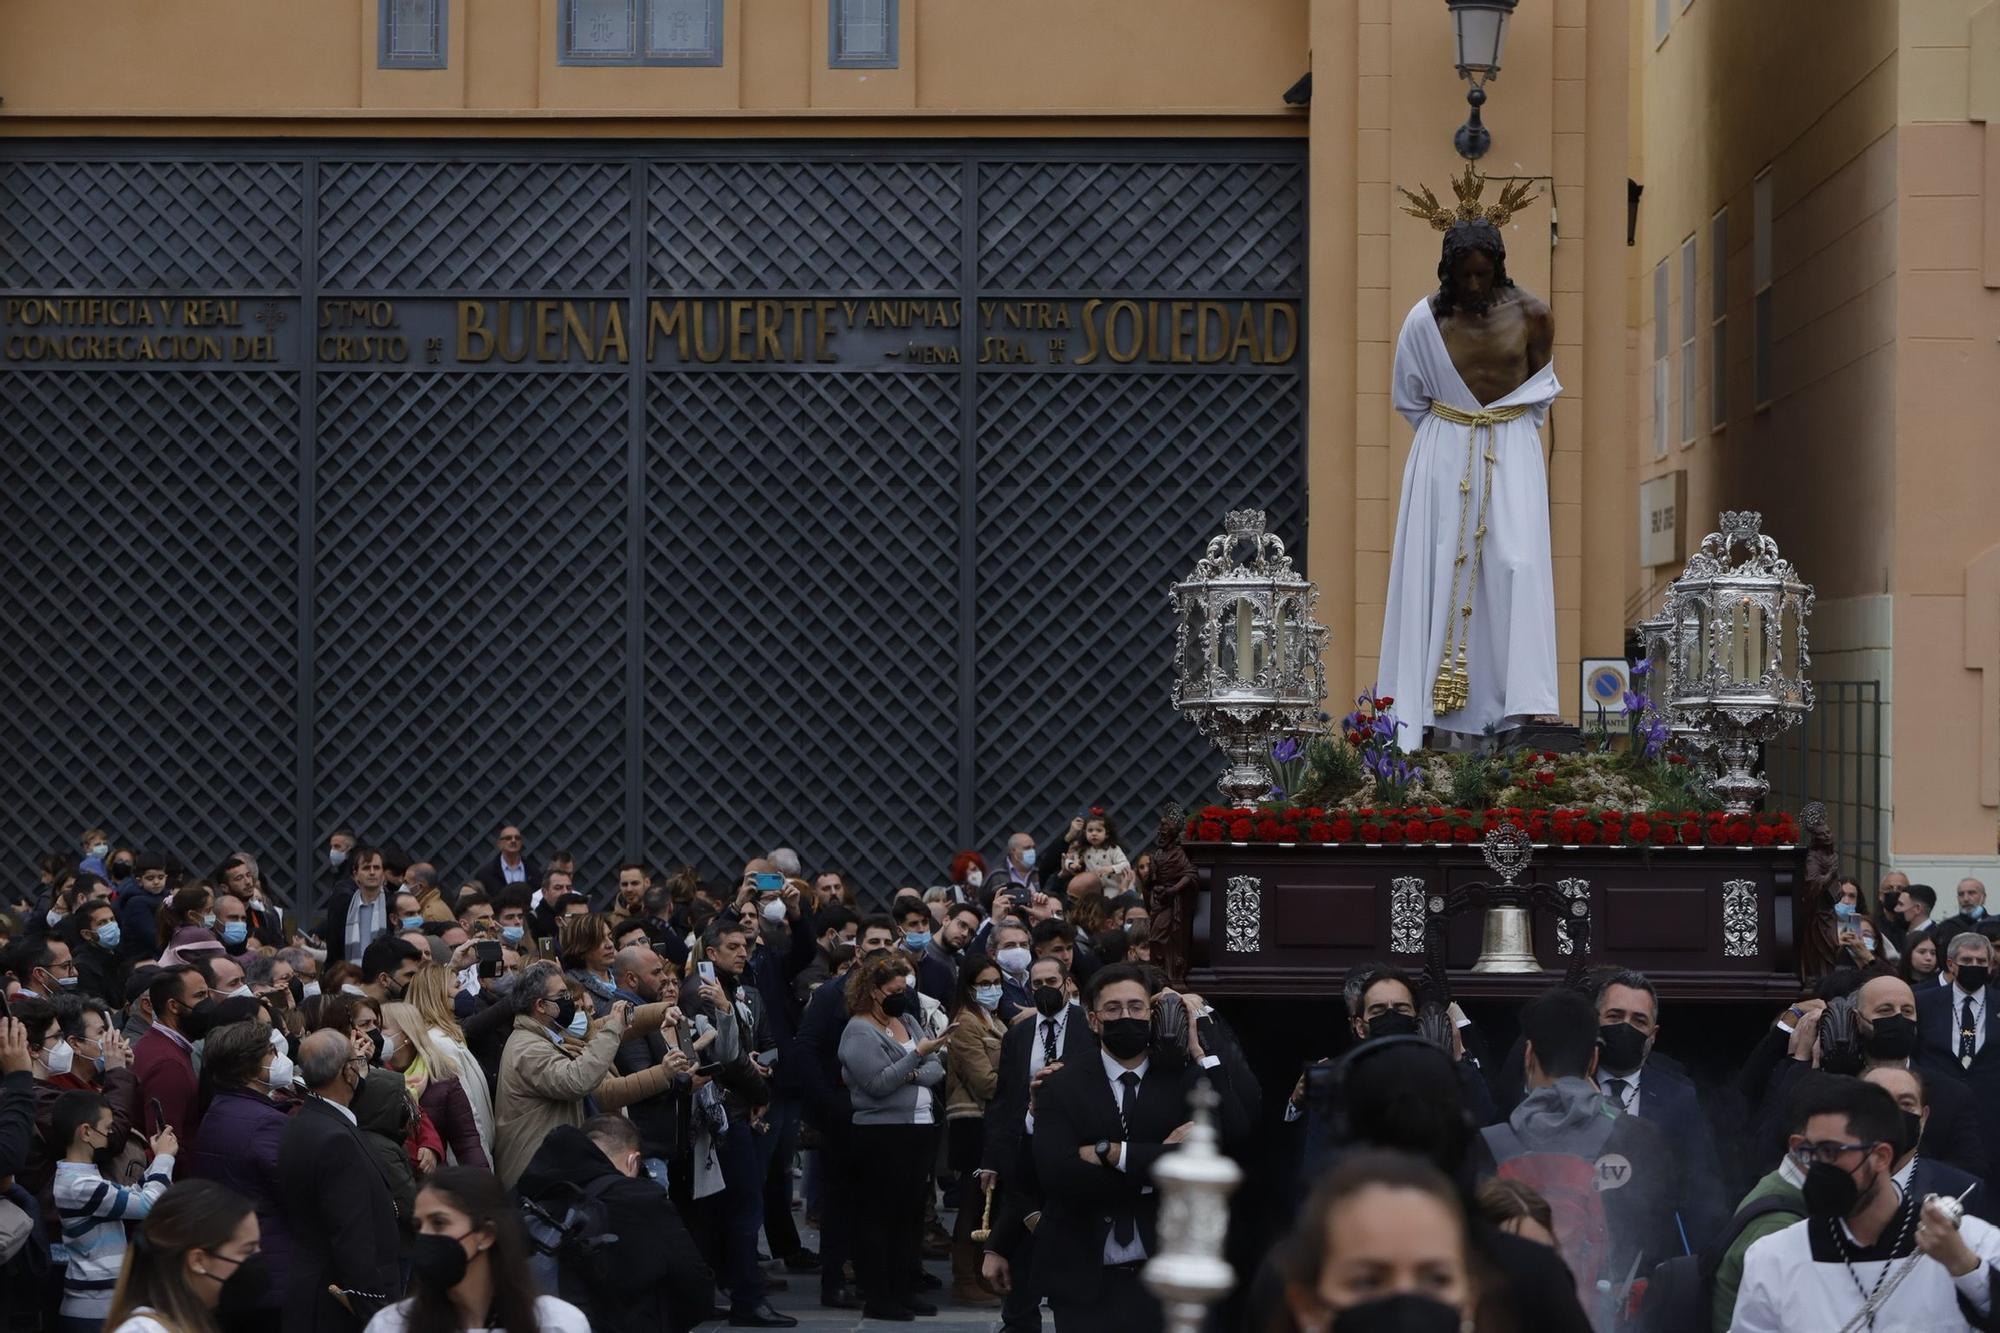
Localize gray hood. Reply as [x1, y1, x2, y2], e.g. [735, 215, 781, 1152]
[1509, 1075, 1618, 1152]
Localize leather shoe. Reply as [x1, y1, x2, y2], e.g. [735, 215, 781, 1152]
[728, 1304, 798, 1328]
[861, 1302, 916, 1321]
[784, 1249, 822, 1273]
[820, 1285, 863, 1310]
[903, 1296, 939, 1315]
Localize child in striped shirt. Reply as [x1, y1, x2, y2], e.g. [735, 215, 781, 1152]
[51, 1090, 176, 1330]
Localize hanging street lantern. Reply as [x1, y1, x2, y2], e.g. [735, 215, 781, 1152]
[1170, 509, 1328, 805]
[1444, 0, 1519, 160]
[1662, 511, 1815, 814]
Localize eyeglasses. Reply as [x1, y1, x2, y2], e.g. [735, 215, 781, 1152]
[1789, 1139, 1878, 1165]
[1097, 1000, 1150, 1019]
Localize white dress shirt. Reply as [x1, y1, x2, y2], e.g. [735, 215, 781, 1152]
[1599, 1066, 1644, 1117]
[1101, 1050, 1152, 1264]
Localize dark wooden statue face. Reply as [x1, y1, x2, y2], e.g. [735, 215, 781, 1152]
[1447, 249, 1498, 314]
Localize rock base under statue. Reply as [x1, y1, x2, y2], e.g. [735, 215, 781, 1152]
[1182, 840, 1803, 1001]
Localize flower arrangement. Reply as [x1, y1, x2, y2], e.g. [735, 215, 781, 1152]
[1183, 804, 1798, 849]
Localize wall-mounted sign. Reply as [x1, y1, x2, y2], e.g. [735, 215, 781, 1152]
[1639, 470, 1686, 569]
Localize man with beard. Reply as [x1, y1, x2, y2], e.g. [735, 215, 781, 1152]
[1380, 166, 1560, 747]
[1731, 1077, 2000, 1331]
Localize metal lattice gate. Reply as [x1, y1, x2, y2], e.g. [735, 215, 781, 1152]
[0, 140, 1305, 906]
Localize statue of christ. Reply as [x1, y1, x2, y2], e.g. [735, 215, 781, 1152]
[1378, 169, 1561, 750]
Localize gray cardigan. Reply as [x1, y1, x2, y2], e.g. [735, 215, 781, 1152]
[838, 1015, 945, 1125]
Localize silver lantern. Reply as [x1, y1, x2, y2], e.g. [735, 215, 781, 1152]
[1144, 1079, 1242, 1333]
[1638, 606, 1717, 776]
[1170, 509, 1329, 804]
[1662, 511, 1814, 813]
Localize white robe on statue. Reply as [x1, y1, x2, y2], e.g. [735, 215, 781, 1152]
[1378, 296, 1561, 749]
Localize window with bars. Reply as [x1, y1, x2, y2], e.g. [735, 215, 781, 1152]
[831, 0, 898, 68]
[1710, 207, 1728, 430]
[380, 0, 445, 69]
[560, 0, 723, 66]
[1653, 259, 1670, 460]
[1753, 169, 1774, 409]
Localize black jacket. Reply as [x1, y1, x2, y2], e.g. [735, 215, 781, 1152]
[517, 1125, 714, 1333]
[780, 972, 853, 1132]
[276, 1095, 403, 1332]
[1917, 982, 2000, 1140]
[1028, 1051, 1251, 1303]
[474, 854, 544, 901]
[73, 938, 129, 1007]
[615, 1015, 692, 1160]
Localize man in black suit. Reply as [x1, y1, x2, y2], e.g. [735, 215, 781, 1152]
[473, 823, 543, 899]
[1862, 1064, 1998, 1224]
[1028, 962, 1250, 1333]
[1915, 929, 2000, 1139]
[317, 844, 390, 967]
[277, 1028, 402, 1332]
[980, 954, 1097, 1333]
[1762, 973, 1990, 1181]
[1592, 969, 1729, 1248]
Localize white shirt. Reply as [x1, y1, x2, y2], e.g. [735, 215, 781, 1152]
[1599, 1066, 1644, 1117]
[1732, 1203, 2000, 1332]
[1022, 1008, 1070, 1136]
[366, 1295, 590, 1333]
[311, 1094, 358, 1127]
[1953, 983, 1988, 1061]
[1101, 1050, 1152, 1265]
[500, 856, 527, 885]
[903, 1038, 934, 1126]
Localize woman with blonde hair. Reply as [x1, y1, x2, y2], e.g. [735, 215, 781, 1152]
[403, 963, 494, 1156]
[383, 1000, 491, 1169]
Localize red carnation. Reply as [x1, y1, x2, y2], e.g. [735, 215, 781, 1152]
[1358, 822, 1382, 842]
[1307, 806, 1325, 818]
[1280, 824, 1302, 842]
[1577, 823, 1601, 844]
[1359, 808, 1377, 819]
[1257, 819, 1282, 841]
[1454, 825, 1477, 843]
[1198, 821, 1224, 841]
[1427, 806, 1445, 818]
[1652, 823, 1677, 845]
[1381, 824, 1404, 844]
[1377, 696, 1394, 708]
[1309, 822, 1334, 842]
[1628, 816, 1653, 841]
[1428, 821, 1450, 842]
[1332, 818, 1355, 842]
[1680, 819, 1701, 843]
[1537, 771, 1556, 786]
[1729, 824, 1751, 845]
[1404, 818, 1428, 841]
[1750, 826, 1774, 846]
[1229, 818, 1254, 841]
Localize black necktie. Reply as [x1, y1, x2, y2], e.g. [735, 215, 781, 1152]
[1606, 1078, 1630, 1111]
[1043, 1018, 1060, 1066]
[1963, 998, 1978, 1066]
[1114, 1071, 1142, 1245]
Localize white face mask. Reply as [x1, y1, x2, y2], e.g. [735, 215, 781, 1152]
[300, 980, 322, 1000]
[996, 946, 1032, 976]
[380, 1032, 399, 1064]
[340, 984, 367, 997]
[761, 897, 788, 924]
[265, 1050, 295, 1093]
[966, 868, 985, 890]
[44, 1039, 74, 1078]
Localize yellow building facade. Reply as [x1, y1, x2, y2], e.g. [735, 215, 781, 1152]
[1634, 0, 2000, 889]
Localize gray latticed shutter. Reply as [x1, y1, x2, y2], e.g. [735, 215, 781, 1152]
[0, 143, 1304, 906]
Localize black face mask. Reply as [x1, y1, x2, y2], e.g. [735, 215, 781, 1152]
[1861, 1014, 1919, 1061]
[1330, 1293, 1465, 1333]
[1802, 1159, 1870, 1219]
[1598, 1022, 1650, 1075]
[1957, 964, 1991, 994]
[1099, 1016, 1151, 1061]
[1366, 1011, 1421, 1040]
[111, 860, 133, 880]
[881, 991, 915, 1019]
[1901, 1110, 1924, 1157]
[366, 1029, 386, 1066]
[409, 1232, 470, 1293]
[215, 1251, 273, 1313]
[551, 995, 577, 1031]
[1033, 985, 1066, 1018]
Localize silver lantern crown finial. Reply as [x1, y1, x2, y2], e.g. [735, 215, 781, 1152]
[1144, 1078, 1243, 1333]
[1171, 508, 1329, 804]
[1662, 509, 1815, 813]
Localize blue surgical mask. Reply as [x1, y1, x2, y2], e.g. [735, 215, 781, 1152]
[329, 847, 348, 869]
[975, 984, 1004, 1010]
[904, 931, 932, 951]
[501, 924, 525, 944]
[566, 1010, 590, 1039]
[400, 915, 424, 932]
[1972, 904, 1988, 921]
[222, 921, 249, 945]
[45, 909, 63, 928]
[1834, 901, 1856, 920]
[1020, 848, 1037, 870]
[202, 912, 218, 928]
[94, 921, 122, 951]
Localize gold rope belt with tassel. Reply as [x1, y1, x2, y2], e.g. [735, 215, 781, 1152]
[1426, 399, 1531, 716]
